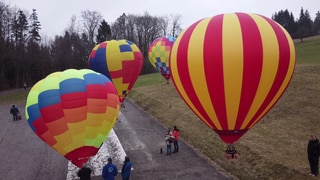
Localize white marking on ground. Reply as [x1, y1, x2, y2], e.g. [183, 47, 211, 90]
[117, 111, 153, 162]
[66, 112, 127, 180]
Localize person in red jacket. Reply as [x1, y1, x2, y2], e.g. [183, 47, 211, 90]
[172, 126, 180, 153]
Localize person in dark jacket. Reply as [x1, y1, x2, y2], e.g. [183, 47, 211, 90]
[121, 156, 132, 180]
[10, 105, 19, 121]
[102, 157, 118, 180]
[308, 135, 320, 176]
[77, 163, 92, 180]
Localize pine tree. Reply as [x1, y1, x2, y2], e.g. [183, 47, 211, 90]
[28, 9, 41, 43]
[96, 20, 111, 43]
[297, 7, 313, 40]
[313, 11, 320, 35]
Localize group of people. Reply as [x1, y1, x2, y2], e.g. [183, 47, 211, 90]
[77, 156, 132, 180]
[164, 126, 180, 155]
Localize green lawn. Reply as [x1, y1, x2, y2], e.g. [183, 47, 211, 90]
[295, 37, 320, 63]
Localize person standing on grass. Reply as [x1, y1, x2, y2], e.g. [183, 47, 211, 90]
[307, 135, 320, 177]
[10, 105, 19, 121]
[172, 126, 180, 153]
[121, 156, 132, 180]
[102, 157, 118, 180]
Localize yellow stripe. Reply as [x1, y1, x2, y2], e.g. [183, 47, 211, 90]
[241, 14, 280, 129]
[188, 17, 222, 129]
[25, 80, 42, 119]
[170, 27, 211, 126]
[222, 14, 243, 129]
[107, 40, 122, 71]
[112, 78, 128, 96]
[249, 21, 296, 128]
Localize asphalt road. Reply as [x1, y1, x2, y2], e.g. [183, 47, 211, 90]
[0, 94, 234, 180]
[113, 99, 234, 180]
[0, 102, 68, 180]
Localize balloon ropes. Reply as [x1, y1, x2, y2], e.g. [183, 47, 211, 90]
[25, 69, 120, 167]
[170, 13, 296, 159]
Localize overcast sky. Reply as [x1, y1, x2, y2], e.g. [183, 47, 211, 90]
[7, 0, 320, 38]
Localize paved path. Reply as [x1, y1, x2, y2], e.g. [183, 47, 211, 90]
[112, 99, 234, 180]
[0, 102, 68, 180]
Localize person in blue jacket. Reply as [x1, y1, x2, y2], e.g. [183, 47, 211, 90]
[102, 157, 118, 180]
[121, 156, 132, 180]
[10, 105, 19, 121]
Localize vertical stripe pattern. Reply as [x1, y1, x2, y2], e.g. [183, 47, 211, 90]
[170, 13, 296, 144]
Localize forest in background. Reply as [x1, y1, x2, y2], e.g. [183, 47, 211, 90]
[0, 0, 319, 90]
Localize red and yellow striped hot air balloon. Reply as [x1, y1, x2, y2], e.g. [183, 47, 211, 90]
[170, 13, 296, 145]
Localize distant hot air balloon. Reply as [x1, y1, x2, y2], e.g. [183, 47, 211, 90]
[148, 36, 176, 84]
[170, 13, 295, 148]
[88, 39, 143, 107]
[25, 69, 120, 168]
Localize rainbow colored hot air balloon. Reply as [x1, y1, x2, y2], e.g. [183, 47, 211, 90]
[25, 69, 120, 168]
[148, 36, 176, 83]
[170, 13, 296, 145]
[88, 39, 143, 106]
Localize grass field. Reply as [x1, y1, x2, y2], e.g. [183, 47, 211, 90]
[129, 36, 320, 179]
[295, 35, 320, 64]
[1, 36, 319, 179]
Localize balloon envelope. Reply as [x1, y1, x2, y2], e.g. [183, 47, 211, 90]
[170, 13, 296, 144]
[25, 69, 120, 167]
[148, 36, 176, 81]
[88, 39, 143, 102]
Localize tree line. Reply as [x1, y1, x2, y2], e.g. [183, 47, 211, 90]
[0, 1, 319, 90]
[272, 8, 320, 40]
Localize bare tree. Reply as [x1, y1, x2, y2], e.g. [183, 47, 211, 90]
[169, 14, 182, 37]
[159, 15, 169, 36]
[111, 13, 127, 39]
[80, 10, 102, 45]
[66, 15, 79, 35]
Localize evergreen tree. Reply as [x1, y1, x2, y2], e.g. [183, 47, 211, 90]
[28, 9, 41, 43]
[10, 10, 29, 87]
[297, 7, 313, 40]
[313, 11, 320, 35]
[272, 9, 297, 38]
[96, 20, 111, 43]
[11, 10, 28, 48]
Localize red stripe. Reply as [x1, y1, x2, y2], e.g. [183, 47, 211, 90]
[203, 15, 226, 130]
[40, 103, 64, 122]
[246, 15, 292, 128]
[60, 92, 87, 108]
[234, 13, 263, 129]
[175, 19, 217, 130]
